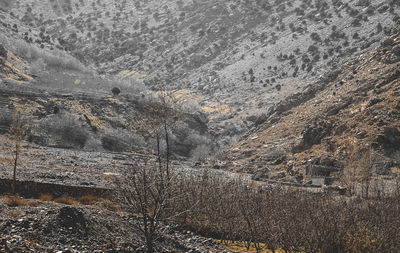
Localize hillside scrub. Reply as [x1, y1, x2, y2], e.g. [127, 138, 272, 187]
[14, 40, 85, 71]
[37, 112, 88, 149]
[0, 34, 86, 72]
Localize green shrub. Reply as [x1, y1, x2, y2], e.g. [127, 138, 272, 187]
[38, 113, 88, 148]
[101, 130, 144, 152]
[101, 134, 128, 152]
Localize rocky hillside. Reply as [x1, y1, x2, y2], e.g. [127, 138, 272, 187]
[1, 0, 400, 181]
[0, 10, 216, 159]
[219, 32, 400, 188]
[3, 0, 400, 137]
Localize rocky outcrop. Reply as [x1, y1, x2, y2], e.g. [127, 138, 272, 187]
[376, 127, 400, 151]
[292, 119, 333, 153]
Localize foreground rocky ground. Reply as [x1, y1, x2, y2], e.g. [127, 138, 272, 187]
[0, 197, 229, 252]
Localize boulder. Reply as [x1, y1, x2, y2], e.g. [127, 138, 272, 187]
[57, 207, 87, 235]
[376, 127, 400, 150]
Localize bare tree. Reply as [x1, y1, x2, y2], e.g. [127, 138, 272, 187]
[0, 110, 26, 195]
[344, 140, 374, 198]
[117, 160, 170, 253]
[137, 90, 182, 179]
[116, 90, 189, 252]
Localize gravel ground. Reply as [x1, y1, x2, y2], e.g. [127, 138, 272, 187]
[0, 141, 252, 189]
[0, 198, 230, 252]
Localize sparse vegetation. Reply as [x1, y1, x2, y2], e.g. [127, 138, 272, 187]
[12, 39, 86, 71]
[37, 113, 88, 149]
[54, 196, 77, 205]
[4, 195, 26, 207]
[39, 194, 53, 202]
[0, 0, 400, 251]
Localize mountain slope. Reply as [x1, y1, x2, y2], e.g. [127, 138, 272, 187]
[219, 32, 400, 187]
[4, 0, 400, 137]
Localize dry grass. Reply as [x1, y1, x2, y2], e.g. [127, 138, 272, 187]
[8, 210, 23, 217]
[77, 195, 105, 205]
[49, 195, 106, 205]
[25, 240, 42, 250]
[216, 240, 285, 253]
[27, 200, 40, 207]
[4, 195, 26, 207]
[39, 194, 53, 202]
[100, 200, 122, 212]
[53, 196, 78, 205]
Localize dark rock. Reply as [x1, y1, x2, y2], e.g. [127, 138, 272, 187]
[393, 45, 400, 56]
[376, 127, 400, 150]
[273, 156, 286, 165]
[111, 87, 121, 96]
[254, 114, 267, 127]
[306, 165, 332, 177]
[377, 161, 395, 175]
[366, 97, 383, 108]
[295, 174, 303, 183]
[381, 38, 395, 47]
[251, 168, 270, 181]
[292, 120, 333, 153]
[57, 207, 87, 235]
[326, 97, 353, 116]
[0, 44, 6, 59]
[320, 69, 341, 84]
[375, 70, 400, 89]
[246, 115, 258, 123]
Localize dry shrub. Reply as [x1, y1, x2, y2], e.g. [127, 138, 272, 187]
[27, 200, 40, 207]
[8, 210, 23, 217]
[39, 194, 53, 202]
[78, 195, 105, 205]
[4, 195, 26, 207]
[25, 240, 41, 250]
[54, 196, 77, 205]
[100, 200, 121, 212]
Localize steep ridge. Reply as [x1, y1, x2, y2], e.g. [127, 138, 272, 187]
[219, 32, 400, 187]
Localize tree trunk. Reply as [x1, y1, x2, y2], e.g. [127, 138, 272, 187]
[12, 142, 18, 195]
[146, 235, 154, 253]
[164, 121, 170, 180]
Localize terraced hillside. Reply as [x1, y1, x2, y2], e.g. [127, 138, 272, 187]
[4, 0, 400, 137]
